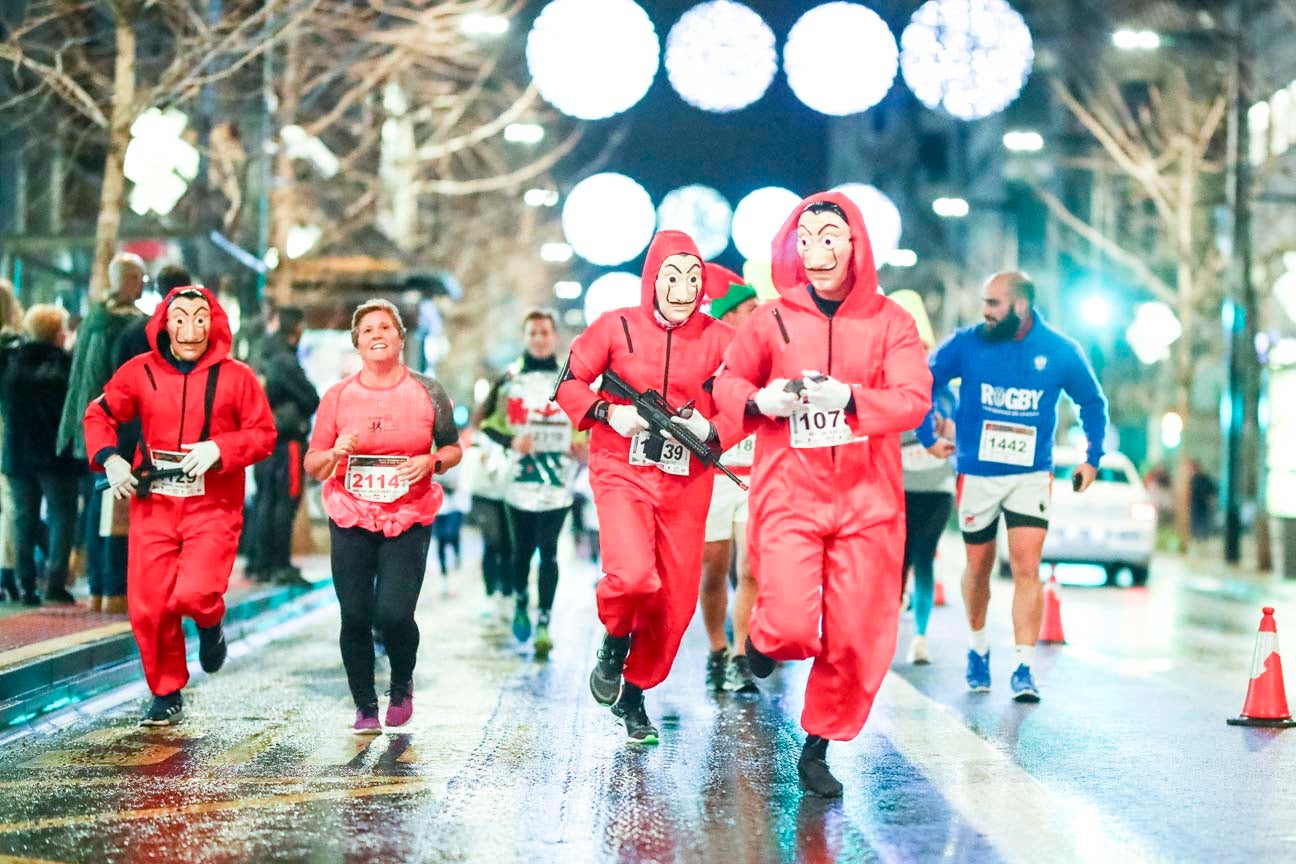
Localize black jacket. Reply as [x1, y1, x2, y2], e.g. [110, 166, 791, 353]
[1, 339, 84, 476]
[257, 334, 320, 441]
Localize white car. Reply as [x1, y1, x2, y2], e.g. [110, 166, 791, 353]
[998, 449, 1157, 586]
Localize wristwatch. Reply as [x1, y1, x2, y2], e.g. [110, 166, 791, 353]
[593, 401, 611, 424]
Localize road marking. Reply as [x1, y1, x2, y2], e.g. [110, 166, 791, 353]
[874, 673, 1159, 864]
[0, 779, 430, 835]
[209, 726, 282, 766]
[304, 734, 380, 766]
[0, 776, 423, 790]
[0, 854, 70, 864]
[22, 744, 181, 768]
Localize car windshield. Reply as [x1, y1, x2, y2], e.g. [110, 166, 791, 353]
[1052, 465, 1131, 484]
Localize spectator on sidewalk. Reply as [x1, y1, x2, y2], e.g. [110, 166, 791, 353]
[113, 265, 192, 369]
[1, 305, 84, 605]
[56, 253, 147, 613]
[247, 306, 319, 585]
[0, 280, 22, 602]
[1189, 460, 1218, 541]
[434, 451, 470, 598]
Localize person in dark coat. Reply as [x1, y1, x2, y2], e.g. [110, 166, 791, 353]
[1, 305, 85, 605]
[247, 306, 320, 584]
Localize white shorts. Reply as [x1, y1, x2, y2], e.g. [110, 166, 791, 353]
[704, 473, 749, 543]
[957, 471, 1052, 544]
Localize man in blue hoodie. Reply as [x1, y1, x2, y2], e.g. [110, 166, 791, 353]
[918, 272, 1108, 703]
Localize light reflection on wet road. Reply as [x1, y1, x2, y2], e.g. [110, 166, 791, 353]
[1, 538, 1294, 862]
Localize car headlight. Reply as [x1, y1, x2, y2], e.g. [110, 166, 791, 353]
[1130, 502, 1157, 523]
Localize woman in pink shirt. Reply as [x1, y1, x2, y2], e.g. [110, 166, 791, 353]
[305, 299, 462, 733]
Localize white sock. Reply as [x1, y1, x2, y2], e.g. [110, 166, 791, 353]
[969, 629, 989, 655]
[1014, 645, 1035, 668]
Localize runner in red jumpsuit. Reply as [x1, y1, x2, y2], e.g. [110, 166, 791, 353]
[84, 286, 275, 725]
[713, 192, 932, 796]
[554, 230, 743, 745]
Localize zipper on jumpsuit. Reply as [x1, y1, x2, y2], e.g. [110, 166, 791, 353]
[662, 330, 672, 394]
[827, 317, 837, 469]
[176, 373, 190, 448]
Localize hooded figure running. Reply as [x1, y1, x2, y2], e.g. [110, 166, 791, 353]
[713, 192, 932, 796]
[84, 286, 276, 725]
[554, 230, 743, 745]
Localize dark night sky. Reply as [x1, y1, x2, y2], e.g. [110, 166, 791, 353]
[516, 1, 841, 277]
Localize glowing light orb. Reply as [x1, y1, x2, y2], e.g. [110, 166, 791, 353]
[832, 183, 902, 265]
[584, 272, 642, 323]
[665, 1, 777, 113]
[562, 173, 656, 266]
[526, 0, 660, 120]
[731, 187, 800, 261]
[656, 185, 733, 260]
[900, 0, 1034, 120]
[784, 3, 898, 116]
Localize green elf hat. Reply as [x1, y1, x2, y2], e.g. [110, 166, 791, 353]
[705, 262, 758, 320]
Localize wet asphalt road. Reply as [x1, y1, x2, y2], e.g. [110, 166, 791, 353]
[1, 535, 1294, 863]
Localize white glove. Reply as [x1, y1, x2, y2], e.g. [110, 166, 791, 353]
[608, 404, 650, 438]
[103, 454, 138, 501]
[754, 379, 799, 418]
[802, 370, 851, 411]
[179, 440, 222, 478]
[667, 408, 712, 443]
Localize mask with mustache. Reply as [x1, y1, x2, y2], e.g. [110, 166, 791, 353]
[980, 307, 1021, 342]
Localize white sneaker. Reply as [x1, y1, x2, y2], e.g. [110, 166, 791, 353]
[907, 635, 931, 665]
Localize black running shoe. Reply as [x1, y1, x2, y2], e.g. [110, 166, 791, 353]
[589, 632, 630, 706]
[198, 622, 227, 673]
[141, 691, 184, 726]
[725, 654, 760, 694]
[706, 649, 728, 692]
[798, 735, 843, 798]
[44, 586, 77, 605]
[744, 636, 775, 679]
[611, 684, 659, 745]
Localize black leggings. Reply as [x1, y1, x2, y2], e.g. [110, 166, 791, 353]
[507, 505, 568, 613]
[329, 521, 431, 708]
[472, 497, 512, 597]
[902, 491, 954, 595]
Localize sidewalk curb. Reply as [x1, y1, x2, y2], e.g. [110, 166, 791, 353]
[0, 579, 331, 731]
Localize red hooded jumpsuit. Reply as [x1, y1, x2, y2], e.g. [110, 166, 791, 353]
[84, 286, 276, 697]
[555, 231, 742, 691]
[713, 192, 933, 740]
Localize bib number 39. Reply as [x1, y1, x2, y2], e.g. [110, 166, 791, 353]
[629, 432, 691, 476]
[789, 407, 854, 449]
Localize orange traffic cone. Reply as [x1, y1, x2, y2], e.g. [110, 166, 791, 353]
[1228, 607, 1296, 727]
[1038, 568, 1066, 645]
[933, 579, 947, 607]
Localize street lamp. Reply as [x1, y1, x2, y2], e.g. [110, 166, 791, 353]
[1003, 130, 1044, 152]
[1112, 29, 1161, 50]
[540, 242, 574, 263]
[504, 123, 545, 144]
[524, 188, 559, 208]
[932, 197, 969, 218]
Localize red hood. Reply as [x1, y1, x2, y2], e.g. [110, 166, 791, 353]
[703, 263, 745, 299]
[146, 285, 233, 372]
[639, 230, 707, 326]
[770, 191, 882, 317]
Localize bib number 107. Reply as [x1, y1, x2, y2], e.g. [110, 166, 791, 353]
[792, 410, 841, 432]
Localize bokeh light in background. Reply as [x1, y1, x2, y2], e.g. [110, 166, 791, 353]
[656, 185, 733, 260]
[562, 173, 656, 265]
[831, 183, 902, 265]
[784, 3, 898, 116]
[584, 272, 642, 323]
[526, 0, 660, 120]
[731, 186, 800, 260]
[743, 259, 777, 301]
[1126, 301, 1182, 365]
[1081, 294, 1112, 328]
[900, 0, 1034, 121]
[665, 1, 777, 113]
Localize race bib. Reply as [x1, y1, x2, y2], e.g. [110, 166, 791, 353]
[149, 449, 205, 498]
[522, 422, 572, 454]
[629, 432, 691, 476]
[789, 406, 856, 449]
[722, 434, 757, 468]
[978, 421, 1037, 467]
[901, 442, 948, 473]
[345, 455, 410, 503]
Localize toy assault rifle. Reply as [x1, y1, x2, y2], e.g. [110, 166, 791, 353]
[94, 465, 190, 499]
[600, 369, 748, 491]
